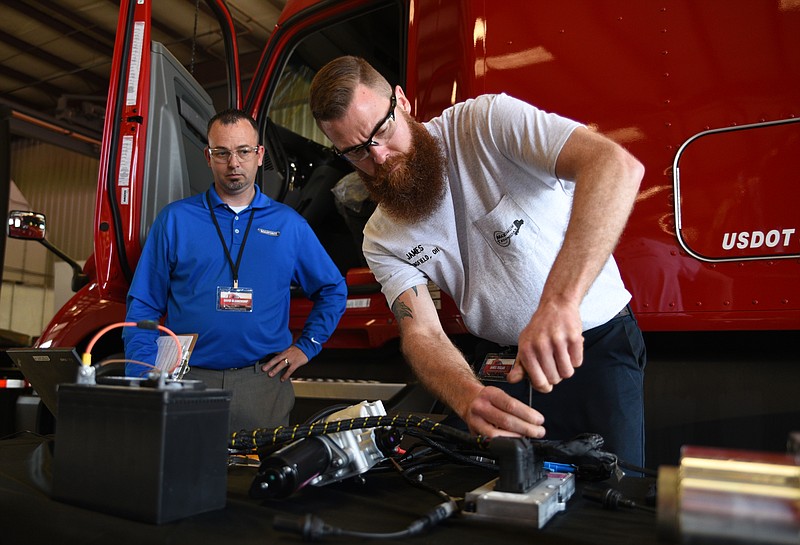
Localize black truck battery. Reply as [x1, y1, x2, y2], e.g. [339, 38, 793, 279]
[52, 380, 231, 524]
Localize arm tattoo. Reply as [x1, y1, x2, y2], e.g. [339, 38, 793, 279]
[392, 300, 413, 321]
[392, 286, 419, 322]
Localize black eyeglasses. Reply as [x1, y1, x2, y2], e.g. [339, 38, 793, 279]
[207, 146, 260, 163]
[334, 94, 397, 162]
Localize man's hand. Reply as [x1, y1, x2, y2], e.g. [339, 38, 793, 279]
[460, 385, 546, 438]
[261, 345, 309, 381]
[390, 284, 546, 439]
[508, 300, 584, 393]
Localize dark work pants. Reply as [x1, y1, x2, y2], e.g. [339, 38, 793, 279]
[472, 308, 647, 469]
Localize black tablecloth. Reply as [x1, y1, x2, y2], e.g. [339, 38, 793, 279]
[0, 434, 662, 544]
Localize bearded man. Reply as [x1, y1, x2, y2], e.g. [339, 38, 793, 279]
[309, 56, 647, 469]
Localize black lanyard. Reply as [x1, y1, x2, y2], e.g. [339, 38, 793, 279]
[206, 190, 256, 289]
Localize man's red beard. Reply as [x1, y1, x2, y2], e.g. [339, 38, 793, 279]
[356, 114, 446, 223]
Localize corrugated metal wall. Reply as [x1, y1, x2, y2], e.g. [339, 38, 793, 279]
[2, 140, 97, 338]
[10, 139, 97, 262]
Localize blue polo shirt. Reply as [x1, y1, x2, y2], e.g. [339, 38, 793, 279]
[123, 184, 346, 373]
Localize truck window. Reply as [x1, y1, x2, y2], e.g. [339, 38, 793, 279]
[267, 3, 403, 145]
[259, 2, 405, 274]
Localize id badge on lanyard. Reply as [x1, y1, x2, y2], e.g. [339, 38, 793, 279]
[217, 286, 254, 312]
[207, 190, 257, 313]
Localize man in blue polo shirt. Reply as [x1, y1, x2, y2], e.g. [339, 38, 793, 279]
[123, 109, 347, 432]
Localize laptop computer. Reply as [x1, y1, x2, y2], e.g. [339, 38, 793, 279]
[5, 347, 83, 418]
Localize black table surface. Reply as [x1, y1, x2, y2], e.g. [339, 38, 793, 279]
[0, 433, 663, 544]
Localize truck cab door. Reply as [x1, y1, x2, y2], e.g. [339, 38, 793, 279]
[241, 1, 469, 350]
[94, 0, 241, 302]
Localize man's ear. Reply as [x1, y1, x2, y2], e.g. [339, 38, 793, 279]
[203, 147, 213, 167]
[395, 85, 412, 114]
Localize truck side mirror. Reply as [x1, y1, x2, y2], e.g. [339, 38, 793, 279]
[6, 210, 90, 292]
[7, 210, 46, 241]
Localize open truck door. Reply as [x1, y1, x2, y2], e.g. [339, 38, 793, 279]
[34, 0, 241, 353]
[242, 0, 469, 354]
[94, 0, 239, 301]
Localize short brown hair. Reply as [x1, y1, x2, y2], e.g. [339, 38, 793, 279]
[207, 108, 259, 138]
[309, 56, 392, 123]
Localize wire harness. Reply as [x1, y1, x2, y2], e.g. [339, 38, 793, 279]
[230, 413, 489, 452]
[233, 407, 628, 541]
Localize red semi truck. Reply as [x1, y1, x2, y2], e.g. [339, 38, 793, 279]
[10, 0, 799, 466]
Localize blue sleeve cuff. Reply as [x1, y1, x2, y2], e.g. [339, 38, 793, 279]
[294, 335, 322, 361]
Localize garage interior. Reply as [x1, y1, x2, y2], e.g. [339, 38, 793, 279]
[2, 0, 798, 469]
[0, 5, 797, 540]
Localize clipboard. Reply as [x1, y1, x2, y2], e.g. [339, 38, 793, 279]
[155, 333, 197, 379]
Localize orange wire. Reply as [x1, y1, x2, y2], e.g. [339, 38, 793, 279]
[83, 321, 183, 374]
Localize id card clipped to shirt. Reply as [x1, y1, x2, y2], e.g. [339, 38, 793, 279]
[477, 349, 533, 407]
[217, 286, 253, 312]
[477, 352, 517, 381]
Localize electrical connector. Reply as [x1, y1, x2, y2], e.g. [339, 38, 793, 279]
[463, 437, 575, 528]
[489, 437, 544, 493]
[273, 501, 458, 541]
[583, 486, 637, 510]
[274, 514, 333, 541]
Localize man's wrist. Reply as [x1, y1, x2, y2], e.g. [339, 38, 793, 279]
[293, 337, 318, 360]
[451, 379, 485, 421]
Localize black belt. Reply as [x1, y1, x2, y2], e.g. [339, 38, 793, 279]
[196, 353, 277, 372]
[232, 353, 278, 370]
[472, 306, 632, 368]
